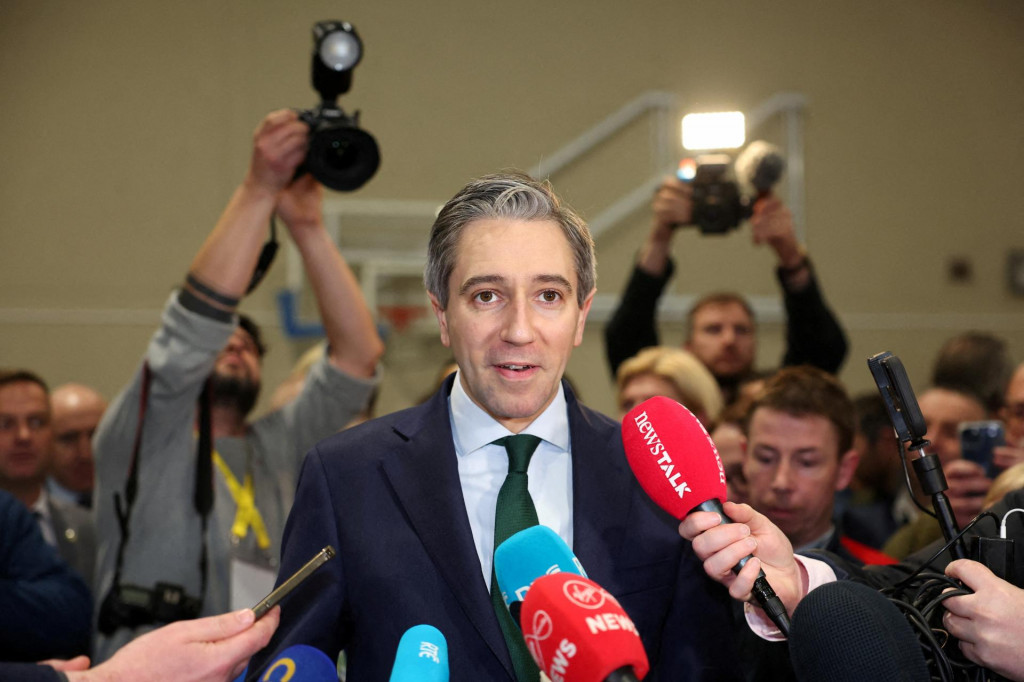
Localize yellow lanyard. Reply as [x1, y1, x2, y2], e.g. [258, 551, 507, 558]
[212, 450, 271, 550]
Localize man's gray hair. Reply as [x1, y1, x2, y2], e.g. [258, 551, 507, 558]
[424, 171, 597, 309]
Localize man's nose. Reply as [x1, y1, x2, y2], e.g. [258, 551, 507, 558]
[500, 298, 536, 345]
[770, 461, 795, 492]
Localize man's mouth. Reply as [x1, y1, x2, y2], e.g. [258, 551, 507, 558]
[496, 363, 537, 373]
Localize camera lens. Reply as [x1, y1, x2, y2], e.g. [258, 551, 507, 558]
[307, 126, 380, 192]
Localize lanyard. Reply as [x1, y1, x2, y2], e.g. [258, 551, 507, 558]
[212, 450, 271, 550]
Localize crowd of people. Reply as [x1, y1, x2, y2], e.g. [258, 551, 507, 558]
[3, 111, 1024, 681]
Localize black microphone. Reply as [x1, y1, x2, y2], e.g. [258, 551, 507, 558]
[734, 140, 785, 197]
[789, 581, 930, 682]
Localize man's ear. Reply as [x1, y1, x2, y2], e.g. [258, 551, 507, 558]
[573, 288, 597, 346]
[835, 448, 861, 491]
[428, 293, 451, 348]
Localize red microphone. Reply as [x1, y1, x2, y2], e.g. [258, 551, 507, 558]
[521, 572, 649, 682]
[621, 395, 790, 637]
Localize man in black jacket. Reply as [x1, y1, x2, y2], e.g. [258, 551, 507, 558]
[604, 177, 847, 405]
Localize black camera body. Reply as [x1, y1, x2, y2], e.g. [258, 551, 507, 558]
[684, 156, 752, 235]
[98, 582, 202, 634]
[297, 104, 380, 192]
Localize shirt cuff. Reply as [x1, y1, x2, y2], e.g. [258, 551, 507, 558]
[743, 555, 837, 641]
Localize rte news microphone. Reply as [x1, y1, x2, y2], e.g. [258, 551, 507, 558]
[621, 395, 791, 636]
[521, 572, 649, 682]
[495, 525, 587, 626]
[388, 624, 448, 682]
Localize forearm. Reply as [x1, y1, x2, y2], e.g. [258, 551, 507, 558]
[604, 260, 673, 376]
[291, 226, 383, 378]
[187, 180, 278, 306]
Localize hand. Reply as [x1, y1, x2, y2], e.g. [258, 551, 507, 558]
[993, 444, 1024, 471]
[67, 607, 280, 682]
[245, 109, 310, 197]
[944, 459, 992, 529]
[40, 656, 90, 672]
[276, 172, 325, 238]
[749, 196, 802, 268]
[679, 501, 806, 615]
[651, 177, 693, 231]
[944, 560, 1024, 680]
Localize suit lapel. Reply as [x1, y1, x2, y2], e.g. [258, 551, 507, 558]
[380, 378, 514, 678]
[568, 392, 633, 579]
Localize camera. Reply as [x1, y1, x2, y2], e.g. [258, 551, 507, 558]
[675, 141, 785, 235]
[295, 20, 380, 192]
[98, 582, 202, 634]
[676, 155, 751, 235]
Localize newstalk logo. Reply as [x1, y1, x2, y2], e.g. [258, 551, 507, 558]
[632, 411, 693, 499]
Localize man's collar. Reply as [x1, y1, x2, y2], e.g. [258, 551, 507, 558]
[449, 371, 569, 455]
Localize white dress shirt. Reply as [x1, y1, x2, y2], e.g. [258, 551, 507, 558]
[448, 371, 573, 587]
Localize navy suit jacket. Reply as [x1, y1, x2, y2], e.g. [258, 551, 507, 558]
[248, 377, 740, 681]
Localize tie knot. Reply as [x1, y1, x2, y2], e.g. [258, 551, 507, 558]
[493, 434, 542, 474]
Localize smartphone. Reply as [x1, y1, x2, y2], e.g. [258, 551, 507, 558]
[252, 545, 335, 619]
[959, 420, 1005, 479]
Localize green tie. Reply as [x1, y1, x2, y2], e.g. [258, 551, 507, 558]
[490, 434, 542, 682]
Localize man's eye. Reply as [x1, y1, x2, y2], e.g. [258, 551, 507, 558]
[539, 290, 560, 302]
[475, 291, 496, 303]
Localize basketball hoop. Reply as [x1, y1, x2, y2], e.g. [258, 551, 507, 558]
[379, 305, 428, 332]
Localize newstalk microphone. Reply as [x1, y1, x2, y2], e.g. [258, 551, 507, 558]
[521, 573, 649, 682]
[621, 396, 791, 636]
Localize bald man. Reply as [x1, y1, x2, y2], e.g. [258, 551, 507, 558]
[47, 384, 106, 509]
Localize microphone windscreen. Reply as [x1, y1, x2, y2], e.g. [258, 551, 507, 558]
[789, 581, 929, 682]
[234, 644, 337, 682]
[734, 140, 785, 194]
[495, 525, 587, 612]
[521, 573, 649, 682]
[621, 396, 727, 518]
[388, 624, 449, 682]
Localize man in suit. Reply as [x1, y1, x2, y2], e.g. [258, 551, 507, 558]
[249, 173, 739, 681]
[0, 370, 95, 589]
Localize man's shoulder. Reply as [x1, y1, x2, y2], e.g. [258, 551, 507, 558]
[307, 400, 444, 468]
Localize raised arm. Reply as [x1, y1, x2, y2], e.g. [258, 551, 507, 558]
[750, 196, 848, 373]
[274, 174, 384, 379]
[186, 110, 310, 312]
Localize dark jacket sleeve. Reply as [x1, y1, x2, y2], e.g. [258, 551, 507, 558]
[604, 260, 675, 377]
[0, 492, 92, 662]
[0, 664, 63, 682]
[777, 260, 848, 374]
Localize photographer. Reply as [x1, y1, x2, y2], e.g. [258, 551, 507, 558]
[604, 176, 847, 405]
[93, 109, 384, 660]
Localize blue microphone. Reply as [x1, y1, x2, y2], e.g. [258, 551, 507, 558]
[494, 525, 586, 626]
[388, 624, 449, 681]
[233, 644, 337, 681]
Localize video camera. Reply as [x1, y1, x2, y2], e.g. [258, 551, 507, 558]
[98, 582, 202, 634]
[675, 140, 785, 235]
[295, 20, 380, 192]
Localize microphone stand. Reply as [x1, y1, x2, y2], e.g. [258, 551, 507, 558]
[909, 447, 967, 560]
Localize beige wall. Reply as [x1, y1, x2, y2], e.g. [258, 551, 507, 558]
[2, 0, 1023, 420]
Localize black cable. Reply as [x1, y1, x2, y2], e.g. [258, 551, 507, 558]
[890, 512, 999, 592]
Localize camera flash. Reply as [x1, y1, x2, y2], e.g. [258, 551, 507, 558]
[319, 30, 361, 71]
[682, 112, 745, 151]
